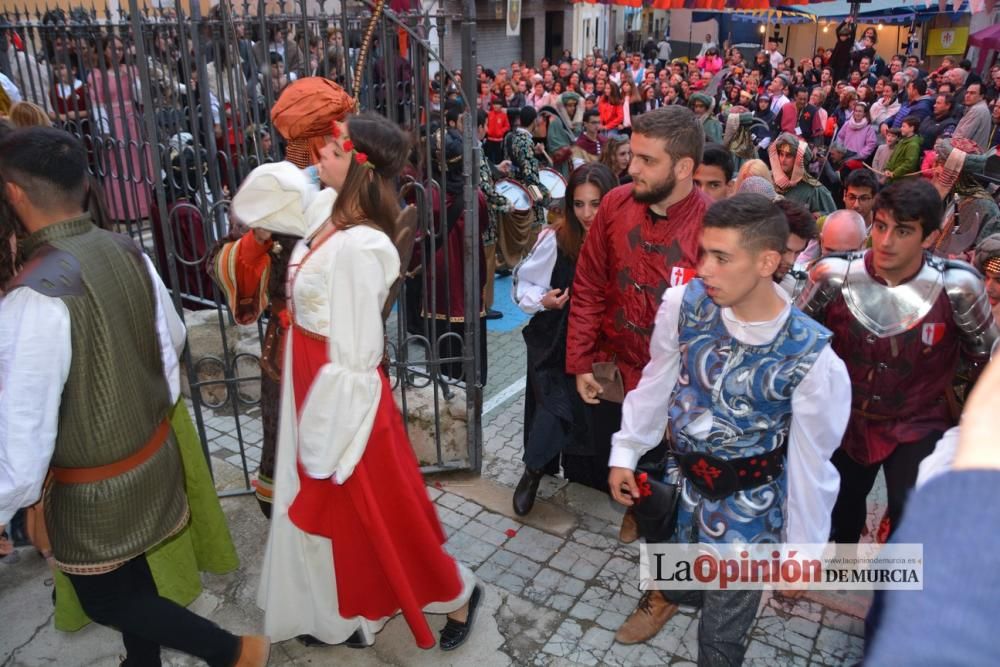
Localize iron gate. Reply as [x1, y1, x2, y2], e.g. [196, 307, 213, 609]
[1, 0, 484, 494]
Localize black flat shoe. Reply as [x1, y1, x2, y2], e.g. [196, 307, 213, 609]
[495, 267, 511, 278]
[297, 630, 368, 649]
[484, 309, 503, 320]
[439, 584, 483, 651]
[513, 467, 544, 516]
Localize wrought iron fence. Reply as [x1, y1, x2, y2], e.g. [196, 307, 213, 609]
[0, 0, 484, 493]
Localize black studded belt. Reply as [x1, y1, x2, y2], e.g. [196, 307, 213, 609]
[676, 444, 788, 501]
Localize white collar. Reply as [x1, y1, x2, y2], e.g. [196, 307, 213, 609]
[720, 283, 792, 330]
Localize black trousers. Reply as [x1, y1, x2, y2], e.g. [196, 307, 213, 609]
[829, 431, 941, 544]
[662, 589, 762, 667]
[67, 555, 240, 667]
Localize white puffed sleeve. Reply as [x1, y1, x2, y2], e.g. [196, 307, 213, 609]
[296, 226, 400, 484]
[0, 289, 71, 524]
[784, 345, 851, 545]
[143, 254, 187, 403]
[512, 228, 558, 314]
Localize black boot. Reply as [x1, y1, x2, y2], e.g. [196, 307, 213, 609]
[513, 467, 544, 516]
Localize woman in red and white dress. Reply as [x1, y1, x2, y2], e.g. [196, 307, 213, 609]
[257, 112, 481, 650]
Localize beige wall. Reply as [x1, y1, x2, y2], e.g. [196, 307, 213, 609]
[785, 21, 914, 65]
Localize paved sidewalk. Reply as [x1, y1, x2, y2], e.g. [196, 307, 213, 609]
[0, 277, 881, 666]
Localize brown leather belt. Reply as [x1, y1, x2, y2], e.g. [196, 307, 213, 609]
[50, 419, 171, 485]
[851, 408, 896, 422]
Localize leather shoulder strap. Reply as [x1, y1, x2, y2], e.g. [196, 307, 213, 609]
[7, 245, 84, 298]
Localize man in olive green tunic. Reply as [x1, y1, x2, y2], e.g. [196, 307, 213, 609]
[0, 128, 268, 667]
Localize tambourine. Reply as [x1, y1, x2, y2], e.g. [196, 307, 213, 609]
[495, 179, 534, 213]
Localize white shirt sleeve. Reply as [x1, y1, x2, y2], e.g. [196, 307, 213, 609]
[142, 254, 187, 403]
[608, 283, 687, 471]
[297, 227, 400, 484]
[0, 289, 71, 525]
[916, 426, 960, 489]
[784, 344, 850, 544]
[512, 229, 558, 314]
[0, 72, 22, 103]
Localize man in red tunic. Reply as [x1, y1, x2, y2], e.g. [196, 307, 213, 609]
[566, 106, 711, 495]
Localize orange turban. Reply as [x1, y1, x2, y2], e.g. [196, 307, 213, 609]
[270, 77, 356, 168]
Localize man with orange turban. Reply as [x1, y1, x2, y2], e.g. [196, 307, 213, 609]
[210, 77, 355, 517]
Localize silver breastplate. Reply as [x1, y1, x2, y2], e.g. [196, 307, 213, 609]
[842, 255, 944, 338]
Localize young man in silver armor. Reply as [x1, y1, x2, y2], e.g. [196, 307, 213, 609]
[797, 178, 999, 544]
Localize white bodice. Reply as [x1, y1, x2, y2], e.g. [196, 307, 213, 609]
[287, 236, 336, 337]
[281, 224, 401, 485]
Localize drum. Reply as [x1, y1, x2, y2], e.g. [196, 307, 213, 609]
[539, 167, 567, 201]
[495, 179, 534, 212]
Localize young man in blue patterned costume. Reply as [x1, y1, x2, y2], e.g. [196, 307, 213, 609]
[607, 193, 851, 663]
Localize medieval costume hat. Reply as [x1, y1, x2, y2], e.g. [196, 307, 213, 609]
[270, 77, 356, 169]
[231, 162, 335, 239]
[737, 175, 781, 201]
[723, 107, 771, 160]
[688, 92, 715, 113]
[769, 132, 818, 193]
[974, 233, 1000, 278]
[931, 137, 989, 195]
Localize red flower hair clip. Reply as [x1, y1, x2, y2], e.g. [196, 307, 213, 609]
[330, 121, 342, 139]
[337, 135, 374, 170]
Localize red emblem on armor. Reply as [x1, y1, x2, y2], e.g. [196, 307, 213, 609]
[921, 322, 945, 347]
[670, 266, 697, 287]
[690, 458, 722, 491]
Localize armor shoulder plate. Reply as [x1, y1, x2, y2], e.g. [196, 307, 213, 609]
[7, 245, 84, 298]
[795, 253, 853, 316]
[942, 259, 999, 358]
[942, 257, 985, 293]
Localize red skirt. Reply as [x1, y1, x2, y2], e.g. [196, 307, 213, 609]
[286, 327, 462, 649]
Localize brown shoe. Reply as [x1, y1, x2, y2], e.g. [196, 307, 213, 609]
[235, 635, 271, 667]
[619, 508, 639, 544]
[614, 590, 679, 645]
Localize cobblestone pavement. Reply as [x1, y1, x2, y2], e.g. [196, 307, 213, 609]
[3, 276, 882, 666]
